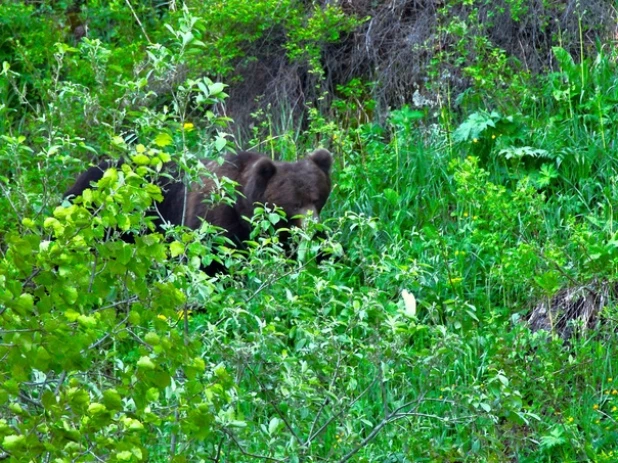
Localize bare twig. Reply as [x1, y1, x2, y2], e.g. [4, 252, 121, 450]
[18, 392, 42, 409]
[54, 371, 67, 396]
[170, 409, 180, 456]
[214, 437, 224, 462]
[0, 329, 40, 334]
[246, 255, 318, 303]
[223, 429, 284, 462]
[88, 253, 98, 293]
[0, 182, 22, 222]
[94, 296, 139, 312]
[307, 350, 342, 443]
[337, 408, 477, 463]
[124, 0, 152, 44]
[246, 365, 304, 445]
[87, 314, 130, 351]
[182, 303, 190, 346]
[378, 361, 389, 418]
[306, 378, 378, 446]
[126, 328, 153, 351]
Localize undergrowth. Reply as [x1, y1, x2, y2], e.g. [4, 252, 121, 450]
[1, 2, 618, 462]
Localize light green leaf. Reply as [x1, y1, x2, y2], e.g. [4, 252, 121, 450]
[88, 403, 107, 414]
[137, 356, 156, 370]
[77, 314, 97, 328]
[144, 332, 160, 346]
[2, 435, 25, 450]
[170, 241, 185, 258]
[209, 82, 226, 95]
[268, 417, 281, 435]
[116, 450, 133, 461]
[154, 132, 173, 147]
[132, 154, 150, 166]
[103, 389, 123, 411]
[214, 134, 227, 152]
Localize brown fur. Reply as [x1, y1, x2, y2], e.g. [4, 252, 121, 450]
[182, 150, 332, 244]
[66, 149, 333, 249]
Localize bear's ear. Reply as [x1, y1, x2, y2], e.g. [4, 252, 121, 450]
[243, 158, 276, 203]
[309, 149, 332, 175]
[253, 157, 277, 182]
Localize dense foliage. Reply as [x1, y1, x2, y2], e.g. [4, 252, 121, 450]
[2, 1, 618, 462]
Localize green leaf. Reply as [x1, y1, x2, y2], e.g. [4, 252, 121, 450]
[21, 218, 36, 228]
[117, 214, 131, 231]
[14, 293, 34, 315]
[65, 309, 80, 322]
[268, 416, 281, 435]
[170, 241, 185, 258]
[540, 427, 567, 450]
[144, 332, 160, 346]
[228, 420, 247, 428]
[268, 213, 281, 225]
[35, 346, 51, 370]
[552, 46, 576, 77]
[132, 154, 150, 166]
[2, 435, 25, 450]
[116, 450, 133, 461]
[208, 82, 226, 95]
[88, 402, 107, 414]
[383, 188, 398, 206]
[122, 417, 144, 431]
[214, 134, 227, 152]
[103, 389, 123, 411]
[146, 388, 160, 402]
[137, 356, 156, 370]
[112, 135, 126, 146]
[63, 286, 78, 305]
[154, 132, 173, 147]
[77, 314, 97, 328]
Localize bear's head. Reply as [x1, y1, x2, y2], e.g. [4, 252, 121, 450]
[240, 149, 332, 228]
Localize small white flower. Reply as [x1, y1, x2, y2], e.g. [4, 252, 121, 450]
[401, 289, 417, 318]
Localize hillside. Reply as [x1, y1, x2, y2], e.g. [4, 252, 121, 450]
[1, 1, 618, 461]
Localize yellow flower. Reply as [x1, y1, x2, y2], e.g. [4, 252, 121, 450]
[611, 406, 617, 412]
[593, 404, 599, 410]
[157, 314, 168, 322]
[609, 377, 613, 382]
[612, 389, 618, 395]
[183, 122, 195, 132]
[491, 134, 496, 139]
[567, 416, 574, 423]
[176, 309, 192, 320]
[473, 138, 478, 143]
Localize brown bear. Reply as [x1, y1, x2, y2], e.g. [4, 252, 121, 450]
[65, 149, 333, 268]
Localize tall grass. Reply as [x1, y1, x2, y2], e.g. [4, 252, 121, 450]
[223, 44, 618, 461]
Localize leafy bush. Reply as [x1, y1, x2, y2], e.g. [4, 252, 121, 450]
[3, 1, 618, 462]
